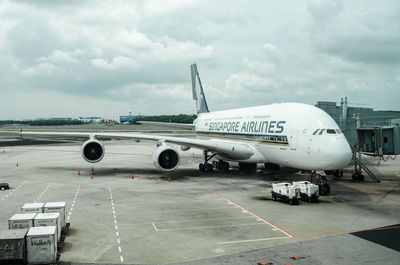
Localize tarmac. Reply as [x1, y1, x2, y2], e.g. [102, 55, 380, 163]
[0, 137, 399, 265]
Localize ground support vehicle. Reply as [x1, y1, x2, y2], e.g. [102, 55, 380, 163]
[293, 181, 319, 202]
[271, 183, 300, 205]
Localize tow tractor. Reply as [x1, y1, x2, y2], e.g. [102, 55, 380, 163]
[271, 183, 300, 205]
[293, 181, 319, 202]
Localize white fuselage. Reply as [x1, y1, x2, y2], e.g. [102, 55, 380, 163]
[193, 103, 352, 170]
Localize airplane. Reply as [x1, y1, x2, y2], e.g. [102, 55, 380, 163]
[3, 64, 352, 181]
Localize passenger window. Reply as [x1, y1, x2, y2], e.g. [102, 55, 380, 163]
[319, 129, 325, 135]
[313, 129, 320, 135]
[327, 129, 336, 134]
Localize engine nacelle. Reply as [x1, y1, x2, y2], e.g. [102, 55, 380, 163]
[82, 138, 105, 163]
[152, 144, 180, 172]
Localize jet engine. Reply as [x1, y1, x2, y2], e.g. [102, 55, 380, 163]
[82, 138, 105, 163]
[152, 144, 180, 172]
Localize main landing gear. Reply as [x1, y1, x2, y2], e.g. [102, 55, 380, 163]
[199, 151, 216, 172]
[199, 151, 230, 172]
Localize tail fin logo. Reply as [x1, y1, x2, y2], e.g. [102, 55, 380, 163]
[190, 64, 209, 114]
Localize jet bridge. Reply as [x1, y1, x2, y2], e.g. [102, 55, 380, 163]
[357, 126, 400, 156]
[352, 126, 400, 182]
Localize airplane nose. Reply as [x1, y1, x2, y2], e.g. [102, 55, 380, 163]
[330, 140, 352, 169]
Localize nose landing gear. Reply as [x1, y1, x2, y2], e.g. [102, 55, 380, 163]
[311, 170, 331, 195]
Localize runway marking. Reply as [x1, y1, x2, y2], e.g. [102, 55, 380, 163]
[34, 183, 52, 202]
[152, 222, 265, 232]
[67, 185, 80, 222]
[216, 193, 294, 238]
[153, 216, 255, 224]
[1, 181, 26, 201]
[218, 236, 291, 245]
[108, 188, 123, 263]
[140, 206, 236, 213]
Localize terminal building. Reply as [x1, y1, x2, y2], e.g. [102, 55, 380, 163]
[316, 97, 400, 146]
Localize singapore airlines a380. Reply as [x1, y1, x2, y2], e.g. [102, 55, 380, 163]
[12, 64, 353, 176]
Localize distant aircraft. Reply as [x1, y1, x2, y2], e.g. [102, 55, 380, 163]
[9, 64, 352, 178]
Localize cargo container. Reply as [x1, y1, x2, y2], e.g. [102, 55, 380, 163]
[44, 202, 66, 229]
[21, 203, 44, 214]
[34, 213, 61, 242]
[0, 229, 28, 263]
[9, 213, 37, 229]
[26, 226, 57, 265]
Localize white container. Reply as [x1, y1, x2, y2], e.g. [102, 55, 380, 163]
[26, 226, 57, 264]
[9, 213, 37, 229]
[44, 202, 66, 229]
[34, 213, 61, 242]
[21, 203, 44, 214]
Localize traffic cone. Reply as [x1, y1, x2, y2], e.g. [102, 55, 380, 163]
[16, 163, 19, 167]
[91, 173, 93, 179]
[78, 170, 80, 176]
[377, 161, 381, 167]
[168, 176, 171, 182]
[91, 166, 94, 171]
[131, 174, 134, 179]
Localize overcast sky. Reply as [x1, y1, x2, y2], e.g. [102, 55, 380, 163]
[1, 0, 399, 119]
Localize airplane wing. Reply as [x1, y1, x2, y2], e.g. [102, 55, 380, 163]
[136, 121, 194, 130]
[3, 130, 254, 160]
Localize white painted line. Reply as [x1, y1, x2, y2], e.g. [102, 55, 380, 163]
[218, 236, 291, 245]
[141, 206, 235, 213]
[66, 185, 80, 222]
[34, 183, 52, 202]
[1, 182, 26, 201]
[155, 222, 264, 232]
[152, 223, 159, 232]
[241, 210, 248, 213]
[109, 187, 123, 263]
[153, 216, 255, 224]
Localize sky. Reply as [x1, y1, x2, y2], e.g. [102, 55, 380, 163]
[0, 0, 399, 119]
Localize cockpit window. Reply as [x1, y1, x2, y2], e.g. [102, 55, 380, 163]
[327, 129, 336, 134]
[319, 129, 325, 135]
[313, 129, 320, 135]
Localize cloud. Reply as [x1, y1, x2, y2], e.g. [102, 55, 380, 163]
[308, 0, 400, 64]
[0, 0, 399, 119]
[22, 63, 60, 76]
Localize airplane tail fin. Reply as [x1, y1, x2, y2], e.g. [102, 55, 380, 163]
[190, 64, 209, 114]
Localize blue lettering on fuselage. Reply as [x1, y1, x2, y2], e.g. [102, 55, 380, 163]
[208, 120, 286, 134]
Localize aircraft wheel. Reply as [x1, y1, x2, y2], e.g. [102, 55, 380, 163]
[205, 163, 213, 172]
[199, 163, 206, 172]
[320, 184, 330, 195]
[272, 195, 277, 201]
[352, 172, 364, 181]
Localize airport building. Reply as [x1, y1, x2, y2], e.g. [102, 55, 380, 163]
[316, 97, 400, 146]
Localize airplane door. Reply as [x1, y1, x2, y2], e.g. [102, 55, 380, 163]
[289, 130, 298, 150]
